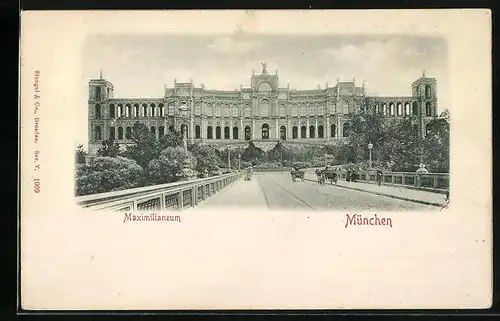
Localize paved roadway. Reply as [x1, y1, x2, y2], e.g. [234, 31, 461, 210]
[202, 172, 434, 211]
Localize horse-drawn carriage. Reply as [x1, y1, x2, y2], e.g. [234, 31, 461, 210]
[291, 169, 305, 182]
[315, 168, 338, 185]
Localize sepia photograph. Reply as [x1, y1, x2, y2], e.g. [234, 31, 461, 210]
[76, 33, 450, 212]
[20, 10, 491, 310]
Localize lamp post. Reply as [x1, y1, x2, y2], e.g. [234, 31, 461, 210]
[368, 142, 373, 168]
[238, 153, 241, 171]
[227, 148, 231, 170]
[178, 104, 192, 181]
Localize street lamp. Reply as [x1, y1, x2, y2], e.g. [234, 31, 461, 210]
[368, 142, 373, 168]
[178, 104, 192, 181]
[227, 148, 231, 170]
[238, 153, 241, 171]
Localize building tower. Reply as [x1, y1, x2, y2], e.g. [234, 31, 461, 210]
[412, 70, 438, 137]
[88, 71, 114, 154]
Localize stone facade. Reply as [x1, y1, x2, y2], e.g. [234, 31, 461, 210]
[87, 65, 438, 155]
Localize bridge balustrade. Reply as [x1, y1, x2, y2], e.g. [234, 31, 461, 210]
[336, 170, 449, 193]
[76, 172, 243, 212]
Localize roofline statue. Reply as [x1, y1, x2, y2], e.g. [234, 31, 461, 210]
[261, 62, 268, 74]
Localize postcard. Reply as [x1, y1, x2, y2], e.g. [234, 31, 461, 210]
[20, 9, 492, 310]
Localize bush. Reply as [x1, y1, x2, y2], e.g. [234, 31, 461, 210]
[146, 147, 196, 185]
[76, 156, 145, 196]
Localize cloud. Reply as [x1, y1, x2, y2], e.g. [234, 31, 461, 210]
[207, 36, 262, 53]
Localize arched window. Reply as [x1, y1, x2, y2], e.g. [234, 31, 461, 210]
[233, 126, 239, 139]
[291, 104, 298, 116]
[223, 104, 230, 117]
[109, 126, 115, 140]
[151, 104, 156, 117]
[309, 126, 315, 138]
[133, 104, 139, 117]
[425, 85, 432, 99]
[168, 125, 174, 133]
[299, 104, 307, 116]
[300, 126, 307, 138]
[215, 104, 221, 117]
[109, 104, 115, 118]
[95, 104, 101, 119]
[118, 126, 123, 140]
[375, 104, 379, 114]
[405, 103, 410, 115]
[159, 104, 165, 117]
[126, 126, 132, 139]
[318, 125, 324, 138]
[389, 103, 395, 116]
[258, 82, 272, 92]
[244, 126, 251, 140]
[141, 104, 147, 117]
[94, 126, 102, 140]
[244, 104, 251, 117]
[159, 126, 165, 138]
[232, 105, 239, 117]
[181, 124, 188, 138]
[332, 102, 338, 114]
[317, 104, 325, 116]
[412, 101, 418, 115]
[207, 126, 213, 139]
[397, 103, 403, 116]
[261, 124, 270, 139]
[260, 99, 269, 117]
[343, 101, 349, 114]
[280, 126, 286, 140]
[195, 125, 201, 139]
[206, 103, 213, 117]
[168, 103, 175, 116]
[224, 126, 230, 139]
[125, 104, 131, 117]
[216, 126, 221, 139]
[342, 122, 350, 137]
[382, 103, 387, 116]
[330, 124, 336, 138]
[194, 103, 201, 116]
[309, 105, 315, 116]
[426, 102, 432, 116]
[279, 104, 286, 117]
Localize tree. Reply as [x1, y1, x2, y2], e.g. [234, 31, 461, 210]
[241, 142, 265, 164]
[146, 147, 195, 184]
[157, 129, 184, 151]
[75, 156, 145, 196]
[75, 144, 87, 164]
[422, 109, 450, 173]
[96, 139, 121, 157]
[384, 118, 423, 172]
[189, 143, 221, 175]
[122, 122, 159, 169]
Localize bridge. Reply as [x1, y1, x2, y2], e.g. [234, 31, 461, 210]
[76, 169, 449, 212]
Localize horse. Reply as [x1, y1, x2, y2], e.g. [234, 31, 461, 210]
[323, 170, 338, 185]
[316, 169, 326, 185]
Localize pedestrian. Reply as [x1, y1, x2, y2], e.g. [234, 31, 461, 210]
[416, 163, 429, 174]
[346, 169, 351, 182]
[376, 167, 383, 186]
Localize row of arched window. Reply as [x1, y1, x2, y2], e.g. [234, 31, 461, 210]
[362, 101, 434, 117]
[93, 123, 350, 141]
[94, 100, 434, 119]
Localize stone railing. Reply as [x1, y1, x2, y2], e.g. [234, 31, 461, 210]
[253, 167, 291, 173]
[76, 172, 243, 212]
[309, 168, 449, 193]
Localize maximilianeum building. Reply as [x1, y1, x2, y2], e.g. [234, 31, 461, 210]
[87, 63, 438, 155]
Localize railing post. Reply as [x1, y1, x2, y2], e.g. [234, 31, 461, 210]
[159, 193, 165, 210]
[402, 175, 406, 186]
[132, 200, 138, 211]
[178, 190, 183, 211]
[391, 174, 395, 185]
[192, 186, 197, 206]
[433, 175, 438, 189]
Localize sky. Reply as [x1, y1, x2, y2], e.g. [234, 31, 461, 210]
[78, 33, 448, 147]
